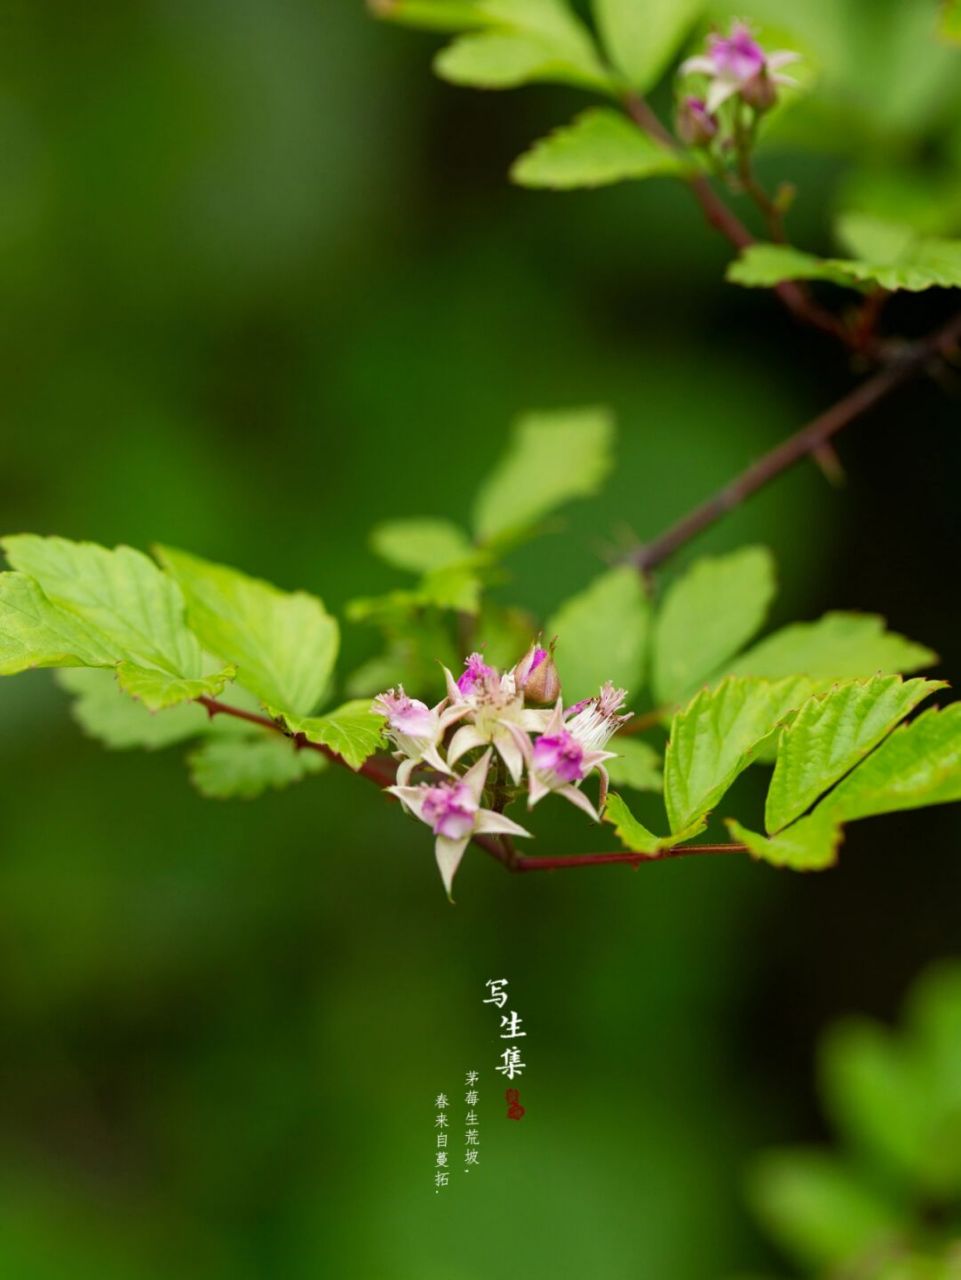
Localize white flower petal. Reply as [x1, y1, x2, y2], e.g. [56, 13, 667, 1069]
[422, 743, 452, 775]
[681, 54, 716, 75]
[442, 666, 462, 703]
[395, 758, 416, 786]
[494, 728, 524, 784]
[387, 784, 428, 821]
[528, 772, 550, 808]
[519, 708, 552, 732]
[435, 835, 470, 901]
[448, 723, 489, 766]
[461, 748, 493, 803]
[560, 785, 599, 822]
[768, 51, 801, 69]
[475, 809, 532, 839]
[706, 78, 739, 112]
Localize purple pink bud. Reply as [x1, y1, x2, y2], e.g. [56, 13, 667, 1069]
[457, 652, 496, 694]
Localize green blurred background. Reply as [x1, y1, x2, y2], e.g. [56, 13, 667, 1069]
[0, 1, 960, 1275]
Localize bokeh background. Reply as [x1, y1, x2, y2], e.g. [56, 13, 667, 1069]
[0, 0, 959, 1275]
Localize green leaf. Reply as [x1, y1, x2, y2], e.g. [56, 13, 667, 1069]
[156, 546, 339, 717]
[592, 0, 703, 89]
[727, 814, 843, 872]
[435, 0, 611, 92]
[187, 735, 326, 800]
[370, 0, 489, 32]
[765, 676, 944, 834]
[0, 573, 118, 674]
[604, 736, 661, 792]
[819, 1017, 927, 1190]
[511, 108, 686, 189]
[664, 676, 813, 834]
[369, 518, 475, 573]
[727, 612, 936, 681]
[652, 547, 777, 705]
[603, 791, 705, 854]
[2, 535, 202, 676]
[729, 223, 961, 294]
[472, 406, 615, 544]
[115, 661, 237, 712]
[819, 704, 961, 824]
[56, 668, 208, 751]
[942, 0, 961, 44]
[418, 564, 483, 613]
[727, 244, 861, 290]
[746, 1149, 902, 1272]
[546, 565, 649, 703]
[279, 700, 386, 771]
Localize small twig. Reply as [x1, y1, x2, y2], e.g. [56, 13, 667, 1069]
[511, 844, 747, 872]
[628, 308, 961, 573]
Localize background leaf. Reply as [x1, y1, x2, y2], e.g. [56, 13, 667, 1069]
[0, 573, 118, 674]
[472, 406, 615, 544]
[727, 612, 936, 680]
[745, 1150, 902, 1273]
[511, 108, 686, 189]
[157, 546, 339, 717]
[605, 736, 661, 792]
[369, 518, 475, 573]
[370, 0, 489, 32]
[728, 814, 843, 872]
[652, 547, 777, 705]
[56, 669, 209, 750]
[115, 662, 237, 712]
[546, 565, 649, 703]
[592, 0, 704, 90]
[187, 735, 326, 800]
[603, 792, 705, 854]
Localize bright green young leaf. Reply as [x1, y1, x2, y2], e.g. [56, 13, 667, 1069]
[592, 0, 703, 89]
[56, 668, 209, 750]
[727, 612, 936, 681]
[729, 225, 961, 294]
[435, 0, 611, 92]
[765, 676, 944, 834]
[472, 406, 615, 544]
[280, 700, 386, 771]
[0, 572, 119, 674]
[546, 565, 649, 703]
[156, 546, 339, 717]
[746, 1149, 903, 1273]
[115, 661, 237, 712]
[511, 108, 686, 189]
[370, 0, 488, 31]
[664, 676, 813, 833]
[3, 535, 202, 676]
[187, 735, 326, 800]
[727, 244, 862, 290]
[369, 518, 475, 573]
[727, 813, 843, 872]
[603, 792, 705, 854]
[818, 704, 961, 824]
[652, 546, 777, 705]
[604, 736, 661, 792]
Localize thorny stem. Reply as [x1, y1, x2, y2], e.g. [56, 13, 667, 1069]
[628, 308, 961, 573]
[195, 696, 744, 872]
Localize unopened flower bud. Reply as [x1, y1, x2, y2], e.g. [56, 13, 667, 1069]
[514, 639, 561, 704]
[676, 96, 718, 147]
[739, 69, 778, 112]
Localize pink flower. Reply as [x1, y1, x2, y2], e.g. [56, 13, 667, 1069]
[525, 686, 630, 818]
[681, 20, 800, 113]
[372, 686, 460, 784]
[457, 652, 496, 694]
[389, 750, 532, 899]
[442, 661, 551, 784]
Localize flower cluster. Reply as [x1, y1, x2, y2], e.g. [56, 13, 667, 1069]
[373, 645, 632, 898]
[677, 20, 800, 144]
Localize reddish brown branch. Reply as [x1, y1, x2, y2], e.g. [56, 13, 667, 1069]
[194, 696, 739, 875]
[629, 309, 961, 573]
